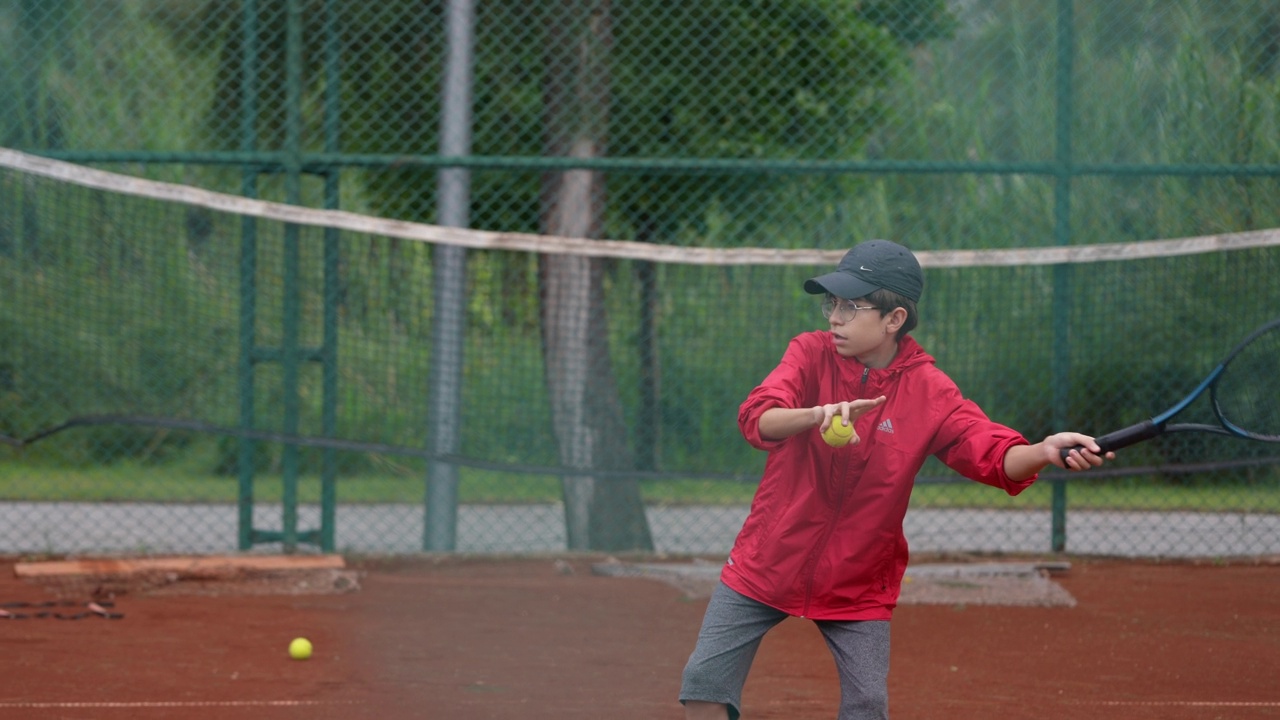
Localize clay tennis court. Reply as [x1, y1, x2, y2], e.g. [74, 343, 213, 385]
[1, 555, 1276, 719]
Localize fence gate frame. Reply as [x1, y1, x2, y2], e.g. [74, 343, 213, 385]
[236, 0, 341, 553]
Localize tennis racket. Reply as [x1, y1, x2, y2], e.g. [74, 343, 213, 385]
[1061, 316, 1280, 461]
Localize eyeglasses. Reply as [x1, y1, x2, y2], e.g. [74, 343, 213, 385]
[821, 295, 877, 321]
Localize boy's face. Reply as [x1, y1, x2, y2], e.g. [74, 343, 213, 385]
[825, 295, 901, 368]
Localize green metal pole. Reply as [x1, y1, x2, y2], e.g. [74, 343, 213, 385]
[1050, 0, 1075, 553]
[280, 0, 304, 553]
[237, 0, 260, 552]
[319, 0, 341, 553]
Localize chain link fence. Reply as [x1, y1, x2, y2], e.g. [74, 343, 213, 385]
[1, 0, 1278, 558]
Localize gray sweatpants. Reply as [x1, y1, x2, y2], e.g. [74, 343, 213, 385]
[680, 582, 891, 720]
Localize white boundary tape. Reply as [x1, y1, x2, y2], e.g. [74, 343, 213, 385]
[1079, 701, 1280, 707]
[0, 700, 356, 708]
[4, 147, 1279, 267]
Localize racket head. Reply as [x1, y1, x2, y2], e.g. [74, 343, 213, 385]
[1210, 317, 1280, 442]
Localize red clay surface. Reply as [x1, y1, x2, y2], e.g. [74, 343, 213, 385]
[1, 556, 1277, 719]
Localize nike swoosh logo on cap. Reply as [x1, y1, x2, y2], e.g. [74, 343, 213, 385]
[860, 265, 872, 271]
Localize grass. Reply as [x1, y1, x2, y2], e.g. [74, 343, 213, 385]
[1, 459, 1276, 513]
[910, 476, 1280, 513]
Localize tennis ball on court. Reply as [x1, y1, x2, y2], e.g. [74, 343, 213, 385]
[822, 417, 855, 447]
[289, 637, 313, 661]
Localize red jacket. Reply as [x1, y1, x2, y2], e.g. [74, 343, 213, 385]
[721, 331, 1035, 621]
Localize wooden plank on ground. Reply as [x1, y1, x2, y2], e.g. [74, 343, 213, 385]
[13, 555, 345, 579]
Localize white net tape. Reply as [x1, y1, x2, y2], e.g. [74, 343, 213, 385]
[4, 147, 1278, 267]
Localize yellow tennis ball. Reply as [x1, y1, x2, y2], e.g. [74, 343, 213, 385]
[822, 417, 855, 447]
[289, 637, 313, 661]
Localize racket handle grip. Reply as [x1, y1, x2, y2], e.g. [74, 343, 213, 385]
[1058, 419, 1159, 462]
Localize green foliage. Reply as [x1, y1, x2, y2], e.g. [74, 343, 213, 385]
[602, 0, 918, 243]
[856, 0, 958, 47]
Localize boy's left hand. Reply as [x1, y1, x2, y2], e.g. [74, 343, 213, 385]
[1044, 432, 1115, 470]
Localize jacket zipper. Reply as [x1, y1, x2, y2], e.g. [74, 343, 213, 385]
[801, 365, 871, 617]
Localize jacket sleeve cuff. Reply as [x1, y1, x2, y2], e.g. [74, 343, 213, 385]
[738, 392, 791, 451]
[991, 435, 1037, 495]
[941, 431, 1038, 496]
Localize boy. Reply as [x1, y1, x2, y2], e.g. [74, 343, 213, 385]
[679, 239, 1112, 720]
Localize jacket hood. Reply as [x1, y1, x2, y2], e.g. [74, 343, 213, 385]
[886, 335, 933, 372]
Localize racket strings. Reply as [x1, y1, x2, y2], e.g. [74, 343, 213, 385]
[1214, 324, 1280, 441]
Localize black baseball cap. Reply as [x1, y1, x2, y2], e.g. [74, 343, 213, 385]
[803, 239, 924, 302]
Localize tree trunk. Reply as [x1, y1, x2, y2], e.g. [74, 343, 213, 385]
[634, 213, 660, 472]
[539, 0, 652, 552]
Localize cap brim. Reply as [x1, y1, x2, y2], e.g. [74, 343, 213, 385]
[803, 272, 880, 299]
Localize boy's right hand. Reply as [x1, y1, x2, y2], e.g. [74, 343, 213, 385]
[815, 396, 887, 435]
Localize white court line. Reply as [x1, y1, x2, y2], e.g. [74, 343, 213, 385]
[0, 700, 356, 709]
[1080, 701, 1280, 708]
